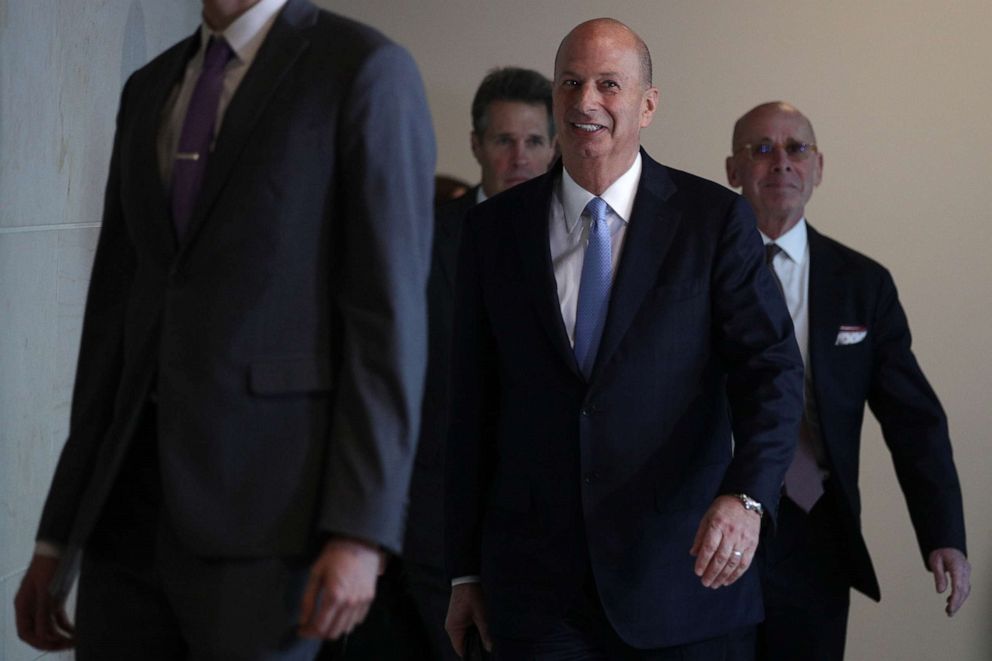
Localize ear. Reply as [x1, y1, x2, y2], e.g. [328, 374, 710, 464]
[470, 131, 483, 165]
[546, 135, 559, 169]
[726, 155, 740, 188]
[640, 86, 659, 128]
[813, 151, 824, 187]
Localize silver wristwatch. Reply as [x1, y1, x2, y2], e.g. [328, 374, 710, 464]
[736, 493, 764, 517]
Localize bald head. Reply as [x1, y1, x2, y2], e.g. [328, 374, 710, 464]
[726, 101, 823, 237]
[551, 18, 659, 194]
[732, 101, 816, 151]
[555, 18, 653, 89]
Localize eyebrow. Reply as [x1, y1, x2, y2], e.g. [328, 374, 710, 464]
[557, 69, 625, 79]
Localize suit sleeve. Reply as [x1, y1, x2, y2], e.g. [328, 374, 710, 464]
[36, 76, 138, 545]
[443, 211, 500, 580]
[318, 42, 436, 553]
[711, 197, 805, 526]
[868, 269, 966, 562]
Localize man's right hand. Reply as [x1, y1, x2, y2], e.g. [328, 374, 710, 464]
[14, 554, 75, 651]
[445, 582, 492, 658]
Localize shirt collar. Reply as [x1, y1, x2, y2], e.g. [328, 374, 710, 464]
[475, 186, 488, 206]
[561, 152, 642, 233]
[760, 217, 808, 265]
[200, 0, 287, 65]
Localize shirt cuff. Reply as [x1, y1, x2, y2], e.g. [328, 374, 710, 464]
[34, 541, 64, 559]
[451, 575, 481, 587]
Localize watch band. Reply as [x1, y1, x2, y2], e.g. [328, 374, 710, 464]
[736, 493, 764, 517]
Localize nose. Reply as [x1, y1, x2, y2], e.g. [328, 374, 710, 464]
[770, 145, 792, 171]
[511, 140, 529, 165]
[577, 82, 599, 113]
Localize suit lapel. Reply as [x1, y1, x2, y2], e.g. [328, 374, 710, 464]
[511, 167, 580, 376]
[179, 0, 315, 252]
[806, 223, 850, 467]
[592, 153, 681, 380]
[806, 224, 845, 382]
[131, 31, 199, 257]
[435, 190, 477, 296]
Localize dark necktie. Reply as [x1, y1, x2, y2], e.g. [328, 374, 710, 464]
[573, 197, 612, 379]
[766, 243, 825, 512]
[171, 36, 234, 241]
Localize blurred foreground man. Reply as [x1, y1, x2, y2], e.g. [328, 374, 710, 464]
[726, 101, 970, 661]
[327, 67, 555, 661]
[444, 19, 804, 660]
[14, 0, 435, 658]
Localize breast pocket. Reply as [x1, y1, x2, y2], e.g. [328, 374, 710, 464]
[651, 279, 706, 305]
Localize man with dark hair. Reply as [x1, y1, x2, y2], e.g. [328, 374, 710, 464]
[326, 66, 555, 661]
[726, 100, 970, 660]
[469, 66, 557, 202]
[444, 18, 803, 660]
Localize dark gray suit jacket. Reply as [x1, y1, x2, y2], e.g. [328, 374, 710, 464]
[803, 224, 966, 600]
[38, 0, 435, 586]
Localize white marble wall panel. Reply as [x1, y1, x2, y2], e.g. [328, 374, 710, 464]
[1, 2, 199, 658]
[0, 229, 87, 661]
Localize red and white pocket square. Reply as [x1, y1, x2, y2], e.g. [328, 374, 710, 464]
[835, 325, 868, 345]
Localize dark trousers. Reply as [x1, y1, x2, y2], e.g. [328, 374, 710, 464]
[756, 491, 851, 661]
[75, 404, 321, 661]
[318, 559, 457, 661]
[493, 576, 755, 661]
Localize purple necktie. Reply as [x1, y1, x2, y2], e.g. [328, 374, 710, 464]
[171, 36, 234, 241]
[766, 243, 825, 512]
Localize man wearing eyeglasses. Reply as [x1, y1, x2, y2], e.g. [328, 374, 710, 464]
[726, 101, 971, 660]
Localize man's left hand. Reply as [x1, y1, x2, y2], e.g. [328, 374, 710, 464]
[690, 494, 761, 588]
[928, 547, 971, 616]
[298, 536, 385, 639]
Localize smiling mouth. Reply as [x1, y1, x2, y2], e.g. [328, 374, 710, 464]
[764, 181, 797, 190]
[571, 122, 605, 133]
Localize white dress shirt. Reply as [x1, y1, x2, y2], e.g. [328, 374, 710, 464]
[760, 218, 810, 368]
[551, 153, 641, 346]
[761, 219, 830, 471]
[157, 0, 288, 187]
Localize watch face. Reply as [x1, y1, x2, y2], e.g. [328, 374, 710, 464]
[739, 494, 762, 515]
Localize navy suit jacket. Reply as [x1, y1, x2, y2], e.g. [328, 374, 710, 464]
[804, 225, 966, 600]
[445, 153, 804, 648]
[37, 0, 435, 590]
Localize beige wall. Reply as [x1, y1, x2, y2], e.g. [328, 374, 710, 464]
[326, 1, 991, 659]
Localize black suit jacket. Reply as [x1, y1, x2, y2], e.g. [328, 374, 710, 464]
[37, 0, 435, 582]
[445, 153, 805, 648]
[404, 188, 478, 567]
[804, 224, 966, 599]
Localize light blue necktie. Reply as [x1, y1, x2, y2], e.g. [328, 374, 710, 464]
[573, 197, 612, 379]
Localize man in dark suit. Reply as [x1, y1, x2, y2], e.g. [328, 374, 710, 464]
[334, 66, 556, 661]
[13, 0, 435, 658]
[444, 19, 804, 659]
[725, 101, 970, 660]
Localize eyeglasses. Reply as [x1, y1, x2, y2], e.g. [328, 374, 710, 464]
[736, 140, 818, 162]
